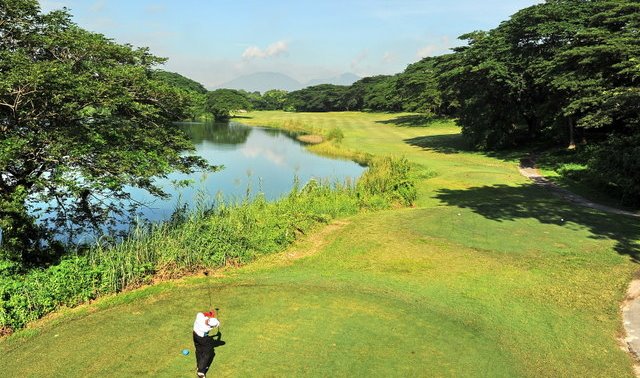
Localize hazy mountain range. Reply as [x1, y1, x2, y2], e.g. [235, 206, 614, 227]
[215, 72, 360, 93]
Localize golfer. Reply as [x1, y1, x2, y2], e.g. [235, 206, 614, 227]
[193, 310, 220, 378]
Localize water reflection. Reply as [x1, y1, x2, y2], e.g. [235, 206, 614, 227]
[134, 120, 365, 222]
[178, 121, 252, 147]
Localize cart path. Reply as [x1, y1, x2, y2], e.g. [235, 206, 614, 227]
[518, 155, 640, 218]
[622, 280, 640, 376]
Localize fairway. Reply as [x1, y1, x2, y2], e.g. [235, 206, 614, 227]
[2, 112, 638, 377]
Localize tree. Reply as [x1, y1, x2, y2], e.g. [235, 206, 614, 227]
[0, 1, 211, 265]
[152, 70, 208, 120]
[439, 30, 526, 148]
[361, 75, 402, 112]
[151, 70, 207, 94]
[395, 57, 443, 114]
[287, 84, 350, 112]
[261, 89, 289, 110]
[545, 1, 640, 143]
[205, 89, 251, 120]
[346, 75, 402, 112]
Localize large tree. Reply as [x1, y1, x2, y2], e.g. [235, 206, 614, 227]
[395, 57, 444, 115]
[205, 89, 251, 120]
[0, 1, 210, 264]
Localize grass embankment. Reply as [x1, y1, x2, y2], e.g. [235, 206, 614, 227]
[2, 111, 640, 377]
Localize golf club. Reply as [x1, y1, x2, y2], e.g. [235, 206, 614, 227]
[203, 271, 212, 309]
[215, 307, 221, 334]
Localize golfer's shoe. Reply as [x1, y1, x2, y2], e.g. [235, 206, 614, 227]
[197, 373, 206, 378]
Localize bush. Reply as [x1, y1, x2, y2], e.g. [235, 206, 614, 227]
[357, 156, 417, 207]
[326, 127, 344, 143]
[0, 256, 99, 331]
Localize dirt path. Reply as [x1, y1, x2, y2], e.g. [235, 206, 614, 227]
[518, 155, 640, 218]
[622, 280, 640, 376]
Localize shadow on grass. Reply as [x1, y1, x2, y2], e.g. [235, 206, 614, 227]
[435, 183, 640, 262]
[376, 114, 447, 127]
[211, 331, 226, 365]
[404, 131, 542, 164]
[404, 134, 471, 154]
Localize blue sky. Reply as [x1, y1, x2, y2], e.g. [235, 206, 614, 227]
[39, 0, 541, 88]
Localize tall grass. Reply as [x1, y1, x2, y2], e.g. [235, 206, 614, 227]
[0, 156, 415, 333]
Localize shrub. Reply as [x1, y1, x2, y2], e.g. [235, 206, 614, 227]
[0, 256, 99, 331]
[357, 156, 417, 207]
[326, 127, 344, 143]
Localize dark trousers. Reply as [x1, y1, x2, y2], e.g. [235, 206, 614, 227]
[193, 331, 215, 374]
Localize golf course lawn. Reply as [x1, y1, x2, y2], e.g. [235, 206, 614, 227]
[2, 111, 639, 377]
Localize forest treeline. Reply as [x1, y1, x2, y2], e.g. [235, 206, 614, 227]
[194, 0, 639, 205]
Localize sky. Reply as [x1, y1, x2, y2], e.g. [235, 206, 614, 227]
[39, 0, 542, 88]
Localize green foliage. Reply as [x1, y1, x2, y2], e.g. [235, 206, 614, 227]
[205, 89, 251, 120]
[151, 70, 207, 94]
[357, 156, 417, 207]
[326, 127, 344, 143]
[438, 0, 640, 149]
[151, 70, 208, 119]
[259, 89, 289, 110]
[346, 75, 403, 112]
[287, 84, 351, 112]
[395, 57, 444, 114]
[0, 156, 415, 332]
[586, 133, 640, 205]
[361, 75, 403, 112]
[0, 1, 211, 264]
[0, 256, 99, 331]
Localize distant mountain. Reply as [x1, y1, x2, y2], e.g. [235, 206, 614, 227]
[215, 72, 361, 93]
[216, 72, 303, 93]
[306, 72, 360, 87]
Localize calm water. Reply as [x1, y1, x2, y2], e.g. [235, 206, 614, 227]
[128, 121, 366, 222]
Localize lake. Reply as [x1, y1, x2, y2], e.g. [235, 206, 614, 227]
[127, 120, 366, 223]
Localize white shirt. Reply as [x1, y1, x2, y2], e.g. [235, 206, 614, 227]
[193, 312, 220, 337]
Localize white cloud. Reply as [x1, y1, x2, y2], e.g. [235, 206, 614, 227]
[240, 146, 285, 166]
[382, 51, 395, 63]
[242, 40, 289, 59]
[350, 49, 368, 72]
[416, 36, 452, 58]
[416, 45, 437, 58]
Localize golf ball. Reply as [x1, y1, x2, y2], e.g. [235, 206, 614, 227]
[182, 349, 190, 355]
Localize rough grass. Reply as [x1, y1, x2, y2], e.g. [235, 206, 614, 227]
[2, 111, 639, 377]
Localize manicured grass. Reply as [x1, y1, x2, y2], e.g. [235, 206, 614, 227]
[2, 111, 639, 377]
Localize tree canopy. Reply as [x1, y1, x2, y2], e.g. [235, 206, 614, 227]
[287, 84, 351, 112]
[205, 89, 251, 120]
[151, 70, 207, 94]
[0, 0, 210, 264]
[441, 0, 640, 149]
